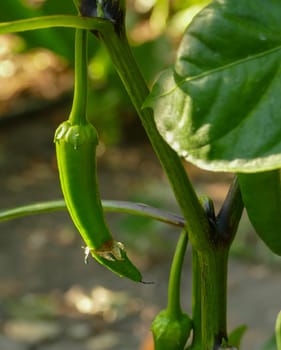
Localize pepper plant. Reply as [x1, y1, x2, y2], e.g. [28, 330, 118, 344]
[0, 0, 281, 349]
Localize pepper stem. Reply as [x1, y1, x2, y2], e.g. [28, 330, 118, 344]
[69, 28, 89, 125]
[166, 230, 188, 319]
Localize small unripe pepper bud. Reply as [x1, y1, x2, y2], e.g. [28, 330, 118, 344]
[152, 309, 192, 350]
[151, 230, 192, 349]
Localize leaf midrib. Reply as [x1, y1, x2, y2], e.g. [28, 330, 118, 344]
[159, 45, 281, 98]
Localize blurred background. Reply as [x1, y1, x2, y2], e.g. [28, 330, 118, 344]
[0, 1, 280, 349]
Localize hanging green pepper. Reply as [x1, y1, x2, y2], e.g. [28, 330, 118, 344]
[151, 230, 192, 349]
[54, 28, 142, 282]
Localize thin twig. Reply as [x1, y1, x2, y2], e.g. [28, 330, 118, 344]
[0, 199, 185, 228]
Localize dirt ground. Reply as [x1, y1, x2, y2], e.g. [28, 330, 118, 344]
[0, 107, 281, 350]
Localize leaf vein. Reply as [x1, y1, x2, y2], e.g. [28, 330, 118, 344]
[177, 45, 281, 86]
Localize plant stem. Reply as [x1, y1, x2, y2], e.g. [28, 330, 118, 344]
[190, 177, 243, 349]
[166, 230, 188, 319]
[190, 249, 202, 349]
[98, 28, 211, 251]
[0, 15, 110, 35]
[198, 248, 229, 349]
[191, 178, 243, 349]
[0, 200, 185, 227]
[69, 28, 88, 124]
[96, 19, 233, 349]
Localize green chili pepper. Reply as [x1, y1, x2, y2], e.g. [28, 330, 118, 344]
[151, 230, 192, 349]
[54, 28, 142, 282]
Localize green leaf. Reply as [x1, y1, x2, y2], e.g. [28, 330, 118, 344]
[228, 325, 247, 349]
[238, 170, 281, 255]
[145, 0, 281, 172]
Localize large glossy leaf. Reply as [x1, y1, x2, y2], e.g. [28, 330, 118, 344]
[145, 0, 281, 172]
